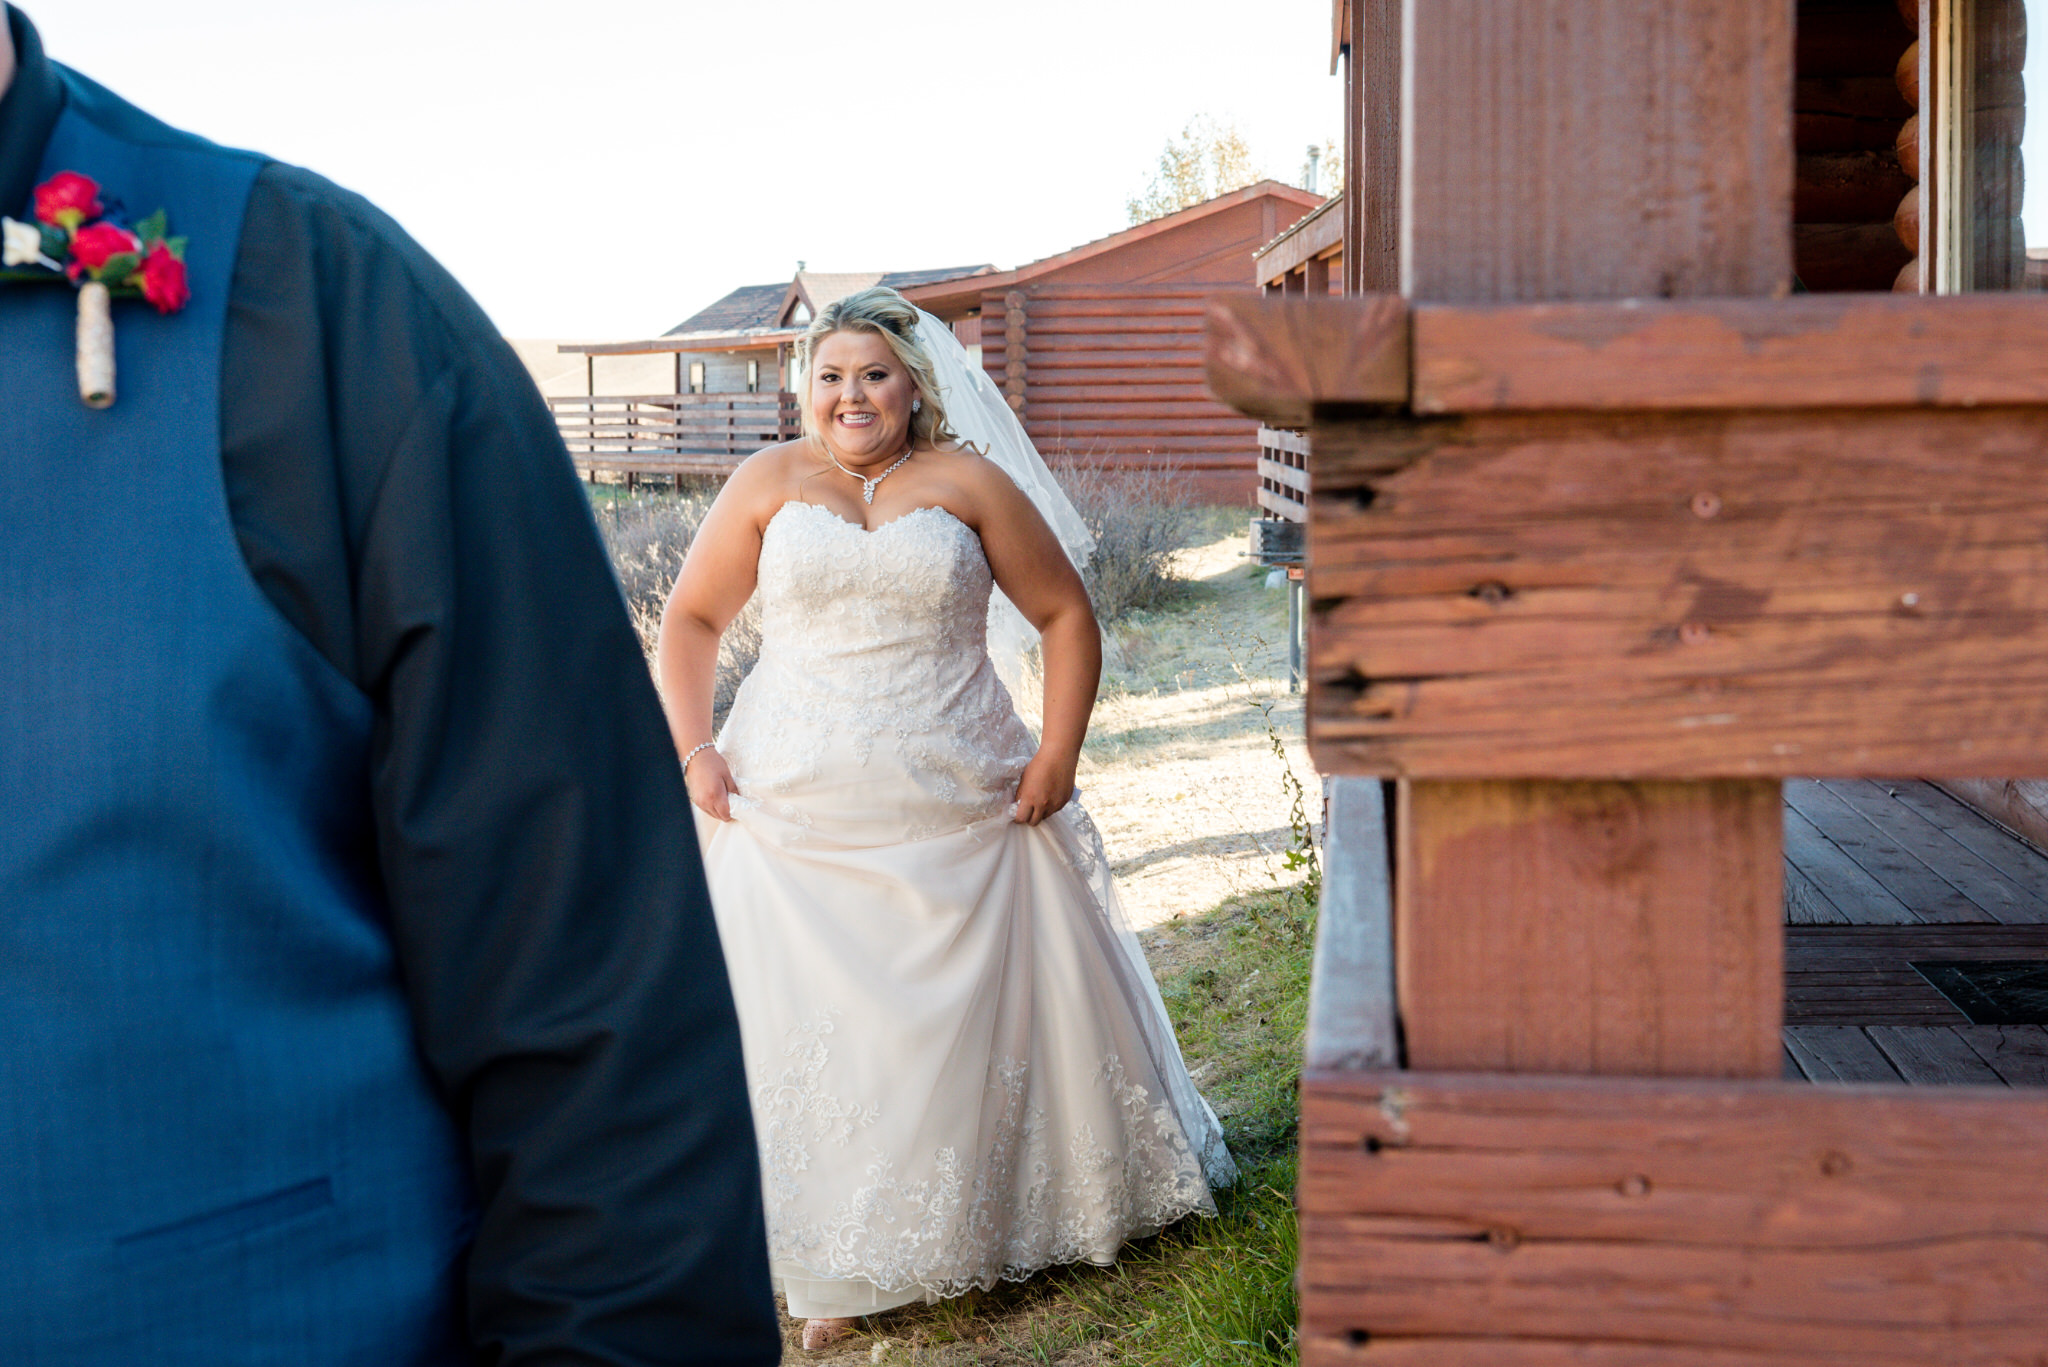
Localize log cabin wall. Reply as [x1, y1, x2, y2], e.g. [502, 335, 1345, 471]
[1794, 0, 1918, 290]
[978, 285, 1256, 498]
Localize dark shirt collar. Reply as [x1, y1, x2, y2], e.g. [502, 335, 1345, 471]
[0, 7, 64, 218]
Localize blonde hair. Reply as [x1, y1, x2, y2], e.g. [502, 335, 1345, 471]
[797, 286, 963, 450]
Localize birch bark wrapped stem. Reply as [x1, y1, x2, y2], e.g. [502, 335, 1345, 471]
[76, 280, 114, 409]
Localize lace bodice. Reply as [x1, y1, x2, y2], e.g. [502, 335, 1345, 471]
[717, 501, 1037, 841]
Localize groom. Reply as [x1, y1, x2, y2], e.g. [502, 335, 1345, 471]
[0, 8, 776, 1365]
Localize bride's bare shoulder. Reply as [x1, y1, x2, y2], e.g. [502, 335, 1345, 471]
[720, 440, 816, 509]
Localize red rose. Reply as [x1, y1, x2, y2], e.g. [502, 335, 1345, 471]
[138, 240, 190, 314]
[34, 170, 102, 230]
[67, 222, 140, 280]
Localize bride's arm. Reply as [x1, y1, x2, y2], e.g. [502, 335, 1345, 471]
[656, 458, 774, 821]
[972, 464, 1102, 826]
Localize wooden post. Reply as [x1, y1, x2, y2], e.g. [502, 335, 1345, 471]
[1342, 0, 1400, 294]
[1394, 0, 1793, 1078]
[1304, 254, 1332, 296]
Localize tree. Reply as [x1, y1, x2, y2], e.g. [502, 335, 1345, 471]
[1126, 116, 1265, 225]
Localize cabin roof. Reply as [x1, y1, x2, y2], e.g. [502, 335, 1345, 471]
[899, 180, 1324, 314]
[664, 282, 788, 336]
[563, 264, 999, 357]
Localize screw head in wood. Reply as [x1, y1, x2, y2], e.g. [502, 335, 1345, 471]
[1487, 1225, 1521, 1250]
[1618, 1173, 1653, 1198]
[1690, 491, 1722, 519]
[1470, 580, 1513, 606]
[1679, 621, 1711, 646]
[1900, 592, 1920, 608]
[1820, 1150, 1852, 1177]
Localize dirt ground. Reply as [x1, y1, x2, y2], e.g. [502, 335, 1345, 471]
[1072, 531, 1318, 930]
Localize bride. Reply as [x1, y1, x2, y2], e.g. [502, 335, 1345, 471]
[657, 286, 1233, 1349]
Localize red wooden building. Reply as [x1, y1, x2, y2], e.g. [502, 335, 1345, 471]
[902, 181, 1323, 501]
[1209, 0, 2048, 1361]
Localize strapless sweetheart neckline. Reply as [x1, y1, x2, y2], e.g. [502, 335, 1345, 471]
[767, 499, 968, 539]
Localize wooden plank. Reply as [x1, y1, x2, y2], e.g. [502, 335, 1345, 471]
[1204, 293, 1407, 428]
[1887, 781, 2048, 916]
[1412, 294, 2048, 415]
[1342, 0, 1399, 295]
[1866, 1025, 2007, 1084]
[1938, 777, 2048, 861]
[1396, 779, 1783, 1076]
[1955, 1023, 2048, 1085]
[1783, 780, 1991, 923]
[1307, 405, 2048, 779]
[1257, 456, 1309, 495]
[1816, 778, 2042, 923]
[1781, 1025, 1906, 1082]
[1786, 806, 1913, 925]
[1402, 1, 1790, 302]
[1305, 778, 1398, 1070]
[1784, 858, 1849, 925]
[1299, 1069, 2048, 1362]
[1254, 199, 1344, 285]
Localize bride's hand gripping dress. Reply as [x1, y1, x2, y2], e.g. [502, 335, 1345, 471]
[657, 316, 1233, 1330]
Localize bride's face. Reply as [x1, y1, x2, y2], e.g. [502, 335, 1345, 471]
[810, 330, 918, 464]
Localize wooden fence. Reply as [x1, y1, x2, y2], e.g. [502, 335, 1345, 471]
[549, 392, 799, 480]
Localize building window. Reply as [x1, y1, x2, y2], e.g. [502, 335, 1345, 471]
[747, 359, 761, 393]
[688, 360, 705, 394]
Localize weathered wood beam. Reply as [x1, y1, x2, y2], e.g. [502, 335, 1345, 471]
[1306, 778, 1398, 1071]
[1396, 780, 1783, 1074]
[1203, 294, 1407, 427]
[1403, 0, 1792, 301]
[1210, 292, 2048, 417]
[1309, 403, 2048, 779]
[1301, 1070, 2048, 1364]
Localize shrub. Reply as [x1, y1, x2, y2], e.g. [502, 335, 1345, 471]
[1053, 461, 1208, 621]
[591, 490, 760, 724]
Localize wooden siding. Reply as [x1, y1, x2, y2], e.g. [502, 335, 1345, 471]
[981, 285, 1257, 499]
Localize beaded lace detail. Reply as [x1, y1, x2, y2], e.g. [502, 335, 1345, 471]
[718, 502, 1035, 837]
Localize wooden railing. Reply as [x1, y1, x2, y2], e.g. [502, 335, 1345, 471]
[549, 391, 799, 478]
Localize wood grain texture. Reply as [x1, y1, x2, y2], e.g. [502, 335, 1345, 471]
[1204, 293, 1407, 427]
[1342, 0, 1398, 295]
[1402, 0, 1791, 302]
[1300, 1069, 2048, 1364]
[1783, 1024, 1906, 1081]
[1307, 406, 2048, 778]
[1396, 780, 1783, 1076]
[1411, 292, 2048, 414]
[1306, 778, 1398, 1070]
[1939, 778, 2048, 863]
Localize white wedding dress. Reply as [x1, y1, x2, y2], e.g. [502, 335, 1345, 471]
[699, 498, 1235, 1319]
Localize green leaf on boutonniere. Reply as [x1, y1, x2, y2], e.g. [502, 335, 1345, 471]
[165, 235, 188, 261]
[39, 224, 66, 258]
[135, 209, 167, 246]
[98, 251, 141, 286]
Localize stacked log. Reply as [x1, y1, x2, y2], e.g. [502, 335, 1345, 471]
[1794, 0, 1916, 291]
[1894, 9, 1921, 290]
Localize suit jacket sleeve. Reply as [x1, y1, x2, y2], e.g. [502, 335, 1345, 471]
[220, 162, 779, 1366]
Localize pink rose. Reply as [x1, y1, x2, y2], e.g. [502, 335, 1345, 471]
[138, 240, 190, 313]
[34, 171, 101, 230]
[66, 221, 139, 281]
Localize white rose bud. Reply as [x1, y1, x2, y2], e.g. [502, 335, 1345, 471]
[3, 216, 50, 268]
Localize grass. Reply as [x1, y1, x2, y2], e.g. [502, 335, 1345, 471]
[797, 885, 1316, 1367]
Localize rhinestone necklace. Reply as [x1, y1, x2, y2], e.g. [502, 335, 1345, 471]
[827, 441, 915, 505]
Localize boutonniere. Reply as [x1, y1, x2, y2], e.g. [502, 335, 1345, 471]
[2, 170, 191, 409]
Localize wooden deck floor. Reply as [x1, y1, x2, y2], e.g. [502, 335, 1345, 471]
[1784, 779, 2048, 1085]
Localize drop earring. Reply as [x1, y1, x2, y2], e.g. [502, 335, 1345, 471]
[912, 398, 922, 412]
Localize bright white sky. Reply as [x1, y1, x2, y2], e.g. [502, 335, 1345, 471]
[29, 1, 1341, 339]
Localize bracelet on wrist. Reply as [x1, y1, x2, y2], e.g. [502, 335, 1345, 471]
[681, 740, 717, 777]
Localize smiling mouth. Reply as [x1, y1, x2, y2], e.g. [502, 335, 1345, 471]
[838, 412, 877, 427]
